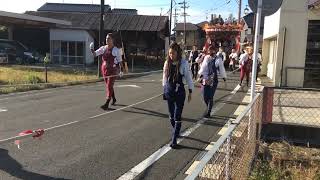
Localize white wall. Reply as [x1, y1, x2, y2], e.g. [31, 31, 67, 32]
[50, 29, 94, 65]
[262, 0, 309, 87]
[278, 0, 309, 87]
[263, 8, 281, 39]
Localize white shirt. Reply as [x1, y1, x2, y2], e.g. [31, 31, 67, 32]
[195, 53, 205, 64]
[95, 46, 122, 64]
[162, 59, 194, 91]
[217, 52, 227, 61]
[198, 55, 227, 80]
[239, 52, 249, 66]
[257, 53, 262, 63]
[229, 52, 238, 60]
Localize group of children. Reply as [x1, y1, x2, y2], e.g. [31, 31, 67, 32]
[189, 45, 263, 87]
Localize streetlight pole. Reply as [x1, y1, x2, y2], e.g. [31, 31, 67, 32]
[250, 0, 262, 101]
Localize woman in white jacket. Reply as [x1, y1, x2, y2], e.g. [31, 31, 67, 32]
[198, 46, 227, 118]
[162, 42, 194, 148]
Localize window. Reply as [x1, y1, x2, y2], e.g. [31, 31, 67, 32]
[50, 40, 85, 65]
[304, 20, 320, 87]
[51, 41, 61, 64]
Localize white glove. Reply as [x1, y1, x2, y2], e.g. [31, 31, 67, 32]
[89, 42, 94, 50]
[119, 71, 123, 78]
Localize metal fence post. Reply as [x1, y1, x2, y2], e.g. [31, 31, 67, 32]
[131, 57, 134, 73]
[225, 122, 231, 180]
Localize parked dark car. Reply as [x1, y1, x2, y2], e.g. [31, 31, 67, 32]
[0, 39, 42, 64]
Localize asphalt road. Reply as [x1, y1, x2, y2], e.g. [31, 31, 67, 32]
[0, 71, 250, 180]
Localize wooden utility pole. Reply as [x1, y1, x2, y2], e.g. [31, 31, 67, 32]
[169, 0, 173, 45]
[238, 0, 242, 24]
[179, 0, 188, 49]
[98, 0, 105, 77]
[174, 8, 178, 25]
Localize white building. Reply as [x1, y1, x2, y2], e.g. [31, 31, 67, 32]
[262, 0, 320, 88]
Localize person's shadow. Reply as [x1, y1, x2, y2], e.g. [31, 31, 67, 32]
[0, 148, 70, 180]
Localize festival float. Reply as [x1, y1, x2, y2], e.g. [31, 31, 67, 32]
[202, 15, 244, 54]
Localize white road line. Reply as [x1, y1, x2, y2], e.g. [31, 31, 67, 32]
[0, 108, 8, 112]
[0, 91, 55, 101]
[89, 94, 162, 119]
[115, 85, 142, 88]
[0, 93, 162, 145]
[117, 84, 241, 180]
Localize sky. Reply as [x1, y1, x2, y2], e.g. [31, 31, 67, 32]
[0, 0, 250, 24]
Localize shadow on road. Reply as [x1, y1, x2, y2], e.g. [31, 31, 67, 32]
[0, 148, 70, 180]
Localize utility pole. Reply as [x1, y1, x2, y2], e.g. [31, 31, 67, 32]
[173, 8, 178, 27]
[98, 0, 105, 77]
[169, 0, 173, 45]
[179, 0, 188, 49]
[238, 0, 242, 24]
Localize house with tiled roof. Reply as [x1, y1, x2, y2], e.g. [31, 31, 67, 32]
[0, 3, 169, 65]
[172, 23, 205, 50]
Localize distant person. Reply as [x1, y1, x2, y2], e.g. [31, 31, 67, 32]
[228, 48, 238, 71]
[217, 47, 227, 62]
[120, 47, 128, 74]
[90, 33, 124, 109]
[239, 46, 253, 86]
[189, 45, 199, 79]
[163, 42, 194, 148]
[256, 50, 263, 82]
[198, 45, 226, 118]
[196, 47, 207, 67]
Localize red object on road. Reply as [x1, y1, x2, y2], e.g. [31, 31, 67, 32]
[32, 129, 45, 138]
[14, 129, 45, 149]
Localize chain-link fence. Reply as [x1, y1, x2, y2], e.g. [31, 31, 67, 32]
[186, 92, 263, 180]
[270, 87, 320, 128]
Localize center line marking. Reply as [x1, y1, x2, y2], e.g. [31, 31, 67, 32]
[0, 108, 8, 112]
[0, 93, 163, 145]
[117, 84, 241, 180]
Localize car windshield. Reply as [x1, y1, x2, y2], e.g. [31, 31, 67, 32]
[0, 40, 28, 52]
[0, 41, 16, 50]
[11, 41, 28, 51]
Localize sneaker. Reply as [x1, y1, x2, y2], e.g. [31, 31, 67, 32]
[111, 98, 117, 105]
[101, 99, 110, 109]
[100, 103, 109, 110]
[204, 113, 211, 118]
[170, 143, 178, 149]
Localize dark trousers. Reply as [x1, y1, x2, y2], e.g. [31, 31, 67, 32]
[256, 64, 261, 81]
[229, 64, 235, 71]
[240, 66, 250, 85]
[202, 84, 218, 115]
[167, 91, 186, 145]
[191, 63, 199, 79]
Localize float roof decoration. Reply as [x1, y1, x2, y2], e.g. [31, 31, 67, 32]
[203, 23, 243, 32]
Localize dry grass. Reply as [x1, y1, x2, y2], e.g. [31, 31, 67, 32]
[0, 66, 98, 94]
[249, 141, 320, 180]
